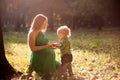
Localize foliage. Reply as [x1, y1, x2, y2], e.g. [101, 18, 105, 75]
[3, 29, 120, 79]
[2, 0, 120, 31]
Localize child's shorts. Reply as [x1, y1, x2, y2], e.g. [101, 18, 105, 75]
[61, 54, 73, 64]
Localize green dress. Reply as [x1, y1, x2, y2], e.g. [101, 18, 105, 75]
[30, 32, 60, 75]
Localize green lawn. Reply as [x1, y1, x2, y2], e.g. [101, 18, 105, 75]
[3, 29, 120, 80]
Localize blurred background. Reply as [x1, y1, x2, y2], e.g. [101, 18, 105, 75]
[1, 0, 120, 32]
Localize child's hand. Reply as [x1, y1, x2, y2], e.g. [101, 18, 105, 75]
[48, 43, 60, 49]
[52, 43, 60, 48]
[48, 43, 58, 49]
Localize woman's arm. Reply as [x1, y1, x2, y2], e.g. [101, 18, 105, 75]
[28, 32, 52, 51]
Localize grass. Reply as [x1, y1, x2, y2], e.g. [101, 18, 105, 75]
[3, 28, 120, 80]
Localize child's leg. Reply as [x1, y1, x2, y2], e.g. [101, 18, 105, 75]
[57, 63, 68, 80]
[67, 63, 73, 76]
[57, 54, 73, 79]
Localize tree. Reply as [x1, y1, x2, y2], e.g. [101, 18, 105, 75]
[0, 0, 16, 79]
[26, 0, 70, 30]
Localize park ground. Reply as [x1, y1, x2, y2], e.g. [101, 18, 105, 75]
[3, 28, 120, 80]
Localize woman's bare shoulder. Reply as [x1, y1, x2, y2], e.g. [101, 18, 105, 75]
[29, 31, 37, 38]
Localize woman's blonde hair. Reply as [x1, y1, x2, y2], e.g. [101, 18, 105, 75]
[30, 14, 48, 32]
[57, 25, 71, 37]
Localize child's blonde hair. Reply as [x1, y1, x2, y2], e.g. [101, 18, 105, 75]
[57, 25, 71, 37]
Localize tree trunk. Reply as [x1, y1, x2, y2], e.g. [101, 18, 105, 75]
[0, 0, 16, 79]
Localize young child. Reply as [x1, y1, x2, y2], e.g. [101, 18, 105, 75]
[56, 25, 73, 79]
